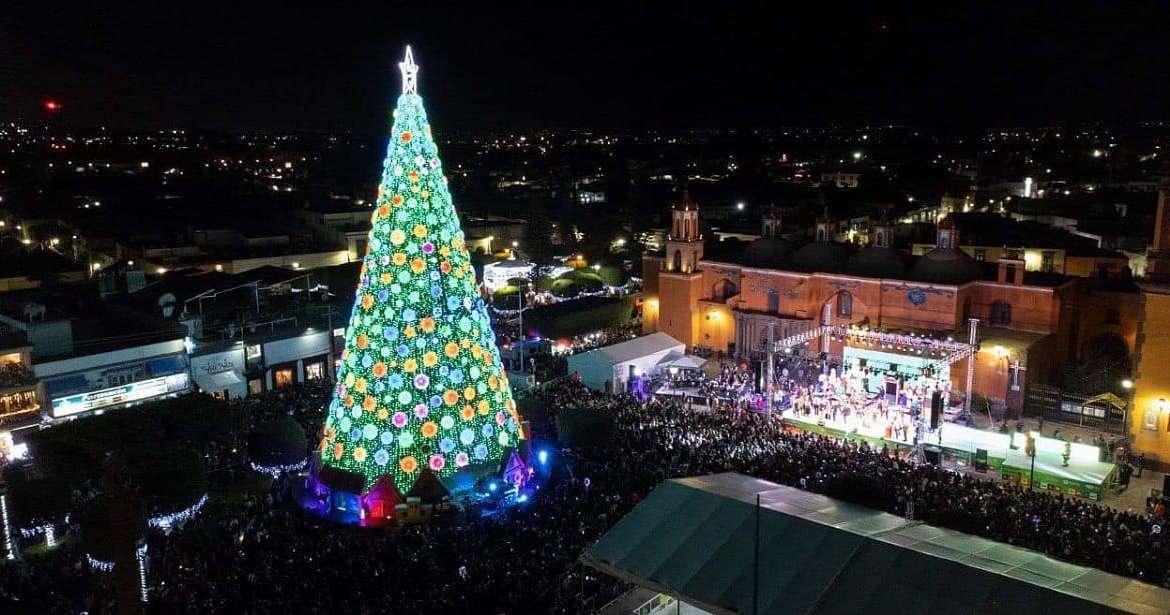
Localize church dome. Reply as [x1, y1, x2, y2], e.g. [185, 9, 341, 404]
[790, 241, 850, 273]
[846, 246, 908, 279]
[742, 236, 796, 268]
[911, 247, 983, 285]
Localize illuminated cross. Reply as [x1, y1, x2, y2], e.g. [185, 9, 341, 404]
[399, 45, 419, 95]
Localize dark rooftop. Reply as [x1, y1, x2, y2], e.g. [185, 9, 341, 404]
[703, 239, 1072, 288]
[947, 212, 1129, 259]
[0, 247, 83, 280]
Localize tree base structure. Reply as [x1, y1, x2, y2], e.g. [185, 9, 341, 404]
[302, 444, 535, 527]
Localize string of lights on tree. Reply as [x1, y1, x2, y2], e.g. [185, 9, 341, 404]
[147, 493, 209, 531]
[18, 523, 55, 548]
[87, 553, 115, 572]
[250, 459, 308, 478]
[318, 46, 523, 494]
[84, 544, 153, 603]
[0, 492, 14, 560]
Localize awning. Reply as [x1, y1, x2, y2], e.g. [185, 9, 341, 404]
[657, 352, 707, 370]
[666, 355, 707, 370]
[195, 370, 243, 391]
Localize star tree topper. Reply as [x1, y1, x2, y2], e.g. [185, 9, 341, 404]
[399, 45, 419, 96]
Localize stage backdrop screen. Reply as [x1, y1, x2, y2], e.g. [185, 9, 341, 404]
[841, 347, 949, 393]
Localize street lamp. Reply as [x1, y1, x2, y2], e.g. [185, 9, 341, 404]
[1121, 379, 1134, 435]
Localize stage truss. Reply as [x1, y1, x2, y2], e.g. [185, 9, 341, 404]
[765, 319, 981, 413]
[772, 325, 972, 365]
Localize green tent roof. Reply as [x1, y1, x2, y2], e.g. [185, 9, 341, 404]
[583, 473, 1170, 614]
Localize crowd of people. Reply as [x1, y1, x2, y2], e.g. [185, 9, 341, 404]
[4, 377, 1170, 613]
[698, 360, 756, 404]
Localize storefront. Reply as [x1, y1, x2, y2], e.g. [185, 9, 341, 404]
[50, 372, 191, 417]
[190, 345, 247, 400]
[271, 362, 297, 389]
[37, 339, 192, 420]
[0, 339, 43, 430]
[249, 328, 334, 392]
[302, 354, 330, 382]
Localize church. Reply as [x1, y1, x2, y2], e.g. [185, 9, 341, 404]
[641, 190, 1136, 420]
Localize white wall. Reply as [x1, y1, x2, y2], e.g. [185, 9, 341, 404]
[567, 343, 683, 392]
[190, 346, 247, 399]
[34, 339, 186, 378]
[262, 330, 332, 389]
[263, 330, 331, 367]
[611, 347, 682, 391]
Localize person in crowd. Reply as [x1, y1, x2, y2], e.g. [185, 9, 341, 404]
[4, 378, 1167, 613]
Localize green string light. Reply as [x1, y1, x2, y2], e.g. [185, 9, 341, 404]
[318, 47, 522, 494]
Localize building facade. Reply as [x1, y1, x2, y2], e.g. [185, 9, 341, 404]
[36, 338, 191, 420]
[1129, 184, 1170, 468]
[0, 332, 42, 431]
[641, 194, 1094, 413]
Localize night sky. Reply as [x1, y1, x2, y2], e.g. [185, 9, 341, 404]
[2, 2, 1168, 132]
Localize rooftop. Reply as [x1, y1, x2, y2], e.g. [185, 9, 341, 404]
[706, 242, 1071, 288]
[944, 212, 1129, 259]
[573, 332, 684, 366]
[0, 246, 83, 280]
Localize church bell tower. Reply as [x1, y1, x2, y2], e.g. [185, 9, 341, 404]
[665, 190, 703, 273]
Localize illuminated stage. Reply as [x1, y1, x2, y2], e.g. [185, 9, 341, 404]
[761, 323, 980, 439]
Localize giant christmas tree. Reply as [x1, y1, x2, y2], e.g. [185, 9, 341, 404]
[318, 47, 522, 494]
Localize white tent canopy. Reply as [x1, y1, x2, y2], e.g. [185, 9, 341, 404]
[567, 332, 685, 392]
[659, 354, 707, 370]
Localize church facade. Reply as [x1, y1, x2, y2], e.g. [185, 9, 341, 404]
[642, 193, 1087, 414]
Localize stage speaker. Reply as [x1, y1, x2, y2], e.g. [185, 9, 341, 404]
[1162, 473, 1170, 497]
[930, 391, 943, 430]
[924, 449, 940, 465]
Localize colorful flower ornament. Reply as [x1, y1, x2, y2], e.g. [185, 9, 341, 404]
[316, 47, 523, 495]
